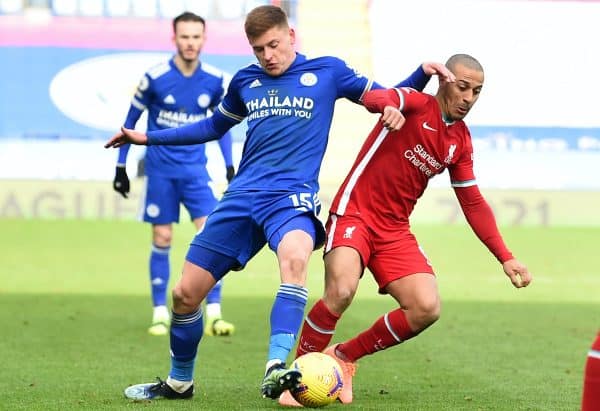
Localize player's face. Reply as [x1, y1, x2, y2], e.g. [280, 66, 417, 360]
[248, 25, 296, 77]
[439, 63, 484, 121]
[173, 21, 206, 63]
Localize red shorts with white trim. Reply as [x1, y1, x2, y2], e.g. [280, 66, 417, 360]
[325, 213, 435, 293]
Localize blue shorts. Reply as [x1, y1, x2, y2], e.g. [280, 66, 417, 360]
[141, 175, 218, 224]
[186, 190, 325, 279]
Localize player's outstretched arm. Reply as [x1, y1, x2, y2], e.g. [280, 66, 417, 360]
[105, 127, 148, 148]
[391, 61, 455, 92]
[502, 258, 532, 288]
[454, 185, 533, 288]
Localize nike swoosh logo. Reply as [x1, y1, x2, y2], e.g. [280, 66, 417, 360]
[422, 122, 437, 131]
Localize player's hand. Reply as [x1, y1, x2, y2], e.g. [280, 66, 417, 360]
[104, 127, 149, 148]
[226, 165, 235, 183]
[502, 258, 532, 288]
[421, 62, 456, 83]
[113, 165, 130, 198]
[381, 106, 405, 131]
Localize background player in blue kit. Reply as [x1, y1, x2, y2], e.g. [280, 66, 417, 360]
[106, 5, 454, 402]
[112, 11, 236, 337]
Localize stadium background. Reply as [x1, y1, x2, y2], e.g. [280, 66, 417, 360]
[1, 0, 599, 225]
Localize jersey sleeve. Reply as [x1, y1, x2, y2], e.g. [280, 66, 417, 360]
[118, 74, 151, 165]
[362, 87, 428, 114]
[212, 76, 234, 167]
[454, 185, 514, 263]
[216, 72, 248, 122]
[147, 109, 236, 145]
[392, 65, 430, 91]
[217, 131, 233, 167]
[330, 57, 374, 103]
[130, 73, 152, 114]
[448, 127, 477, 187]
[370, 64, 430, 92]
[208, 75, 228, 112]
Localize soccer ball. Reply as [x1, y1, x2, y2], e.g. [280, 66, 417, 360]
[290, 352, 344, 408]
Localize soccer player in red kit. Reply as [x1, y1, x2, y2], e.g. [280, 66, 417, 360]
[582, 331, 600, 411]
[279, 54, 532, 406]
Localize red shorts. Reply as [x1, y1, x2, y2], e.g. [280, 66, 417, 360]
[325, 213, 434, 293]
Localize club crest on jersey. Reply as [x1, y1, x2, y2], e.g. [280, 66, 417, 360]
[343, 226, 356, 239]
[197, 93, 210, 108]
[444, 144, 457, 164]
[300, 72, 318, 86]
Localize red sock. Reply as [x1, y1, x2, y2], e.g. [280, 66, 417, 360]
[338, 308, 415, 362]
[582, 332, 600, 411]
[296, 299, 340, 357]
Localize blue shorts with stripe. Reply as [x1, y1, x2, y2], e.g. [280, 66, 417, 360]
[142, 175, 218, 224]
[186, 190, 325, 277]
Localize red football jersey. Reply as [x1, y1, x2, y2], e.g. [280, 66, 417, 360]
[330, 87, 476, 231]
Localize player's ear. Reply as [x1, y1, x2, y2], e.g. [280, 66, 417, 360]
[289, 28, 296, 45]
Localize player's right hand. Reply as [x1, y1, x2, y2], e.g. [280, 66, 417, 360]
[113, 165, 130, 198]
[502, 258, 532, 288]
[104, 127, 149, 148]
[381, 106, 405, 131]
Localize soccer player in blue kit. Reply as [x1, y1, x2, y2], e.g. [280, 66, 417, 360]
[106, 4, 454, 402]
[112, 12, 236, 337]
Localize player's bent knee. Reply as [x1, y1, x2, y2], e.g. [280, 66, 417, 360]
[152, 225, 173, 246]
[279, 255, 310, 284]
[410, 297, 441, 329]
[324, 283, 357, 313]
[172, 286, 202, 313]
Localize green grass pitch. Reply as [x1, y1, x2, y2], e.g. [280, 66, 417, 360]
[1, 219, 597, 410]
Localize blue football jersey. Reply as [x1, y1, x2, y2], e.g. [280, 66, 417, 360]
[130, 58, 229, 179]
[218, 53, 373, 192]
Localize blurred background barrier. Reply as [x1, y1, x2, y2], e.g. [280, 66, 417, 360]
[1, 0, 598, 225]
[2, 179, 600, 227]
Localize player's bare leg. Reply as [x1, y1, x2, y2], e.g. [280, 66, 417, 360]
[386, 273, 440, 333]
[190, 217, 236, 337]
[263, 228, 313, 399]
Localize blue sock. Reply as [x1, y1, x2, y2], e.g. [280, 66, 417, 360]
[206, 280, 222, 304]
[149, 244, 170, 306]
[268, 283, 308, 364]
[169, 308, 203, 382]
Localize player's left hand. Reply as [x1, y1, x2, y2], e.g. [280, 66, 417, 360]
[421, 62, 456, 83]
[113, 165, 130, 198]
[502, 258, 532, 288]
[226, 165, 235, 183]
[381, 106, 405, 131]
[104, 127, 149, 148]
